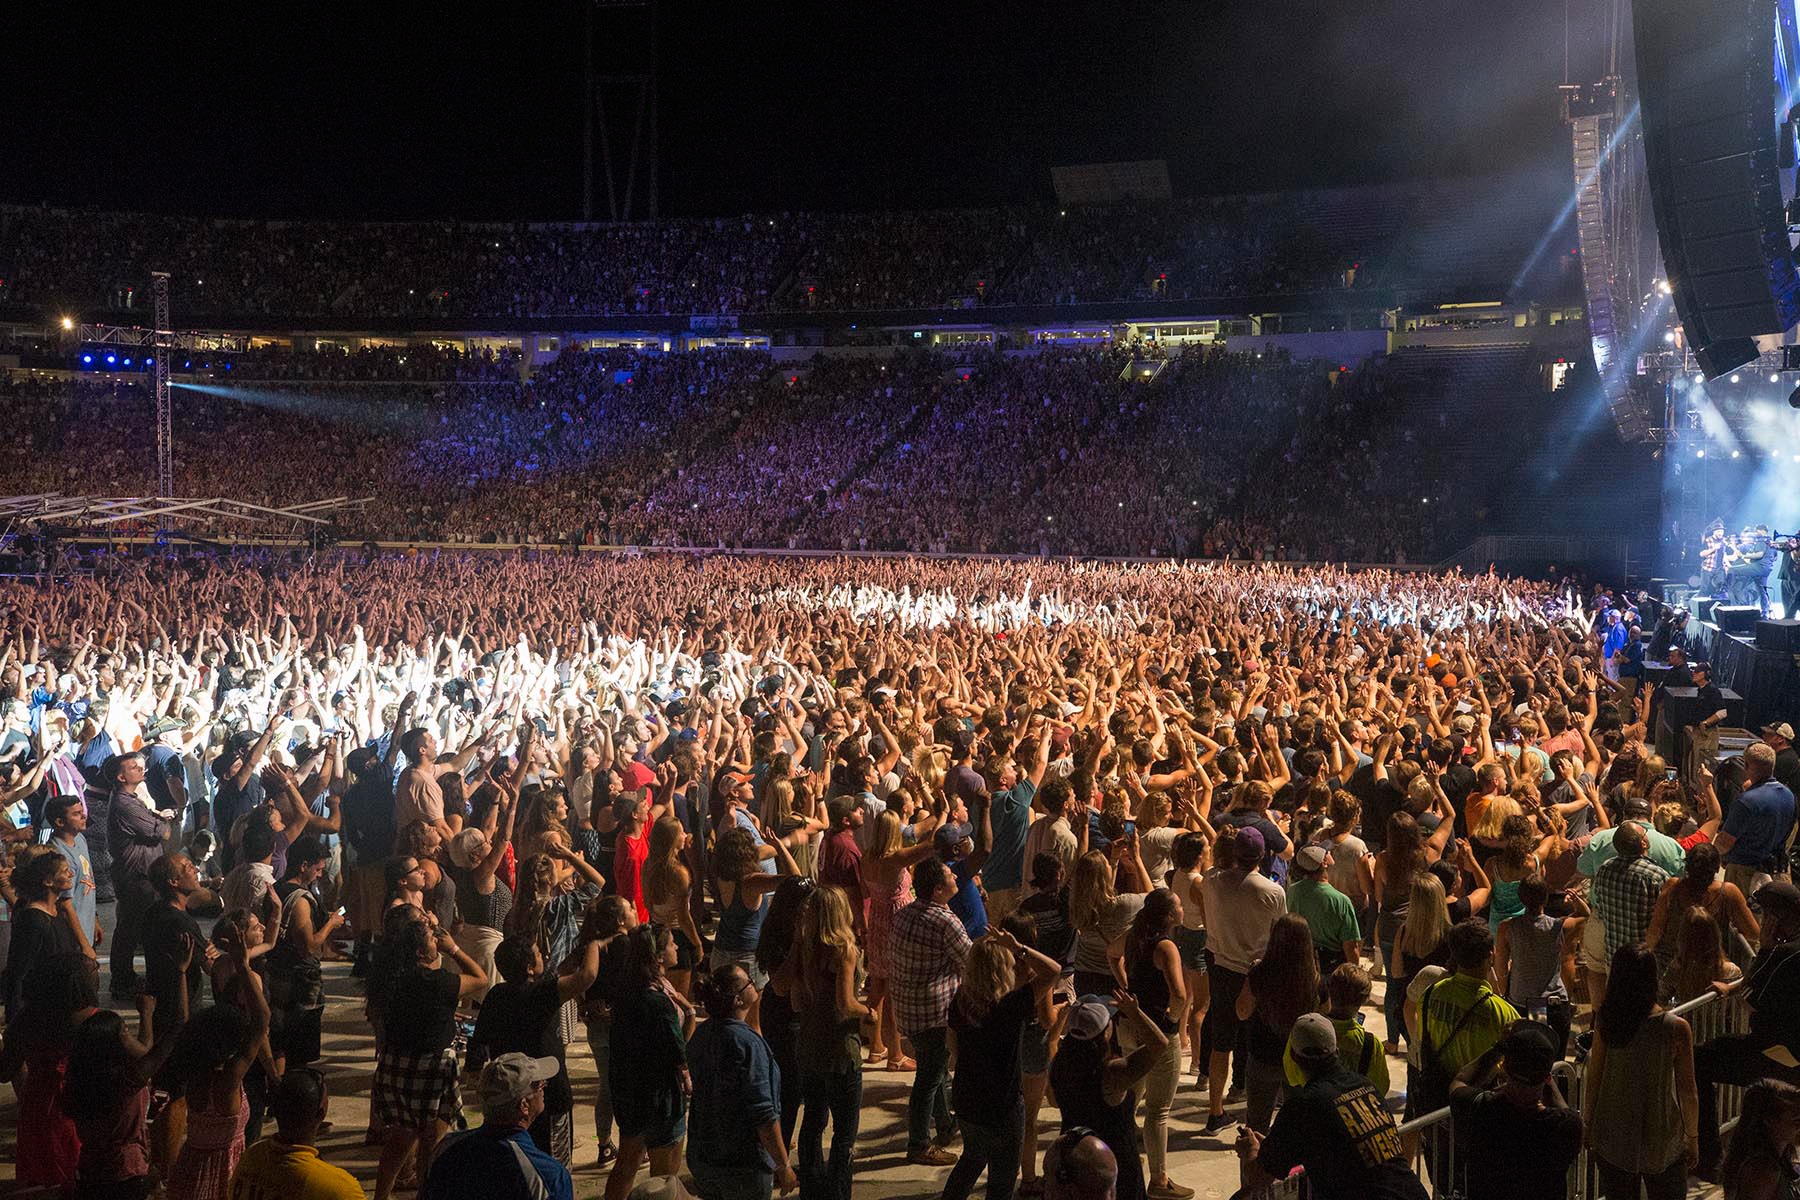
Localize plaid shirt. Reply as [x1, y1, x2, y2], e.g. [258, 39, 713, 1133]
[1593, 851, 1670, 960]
[890, 898, 972, 1035]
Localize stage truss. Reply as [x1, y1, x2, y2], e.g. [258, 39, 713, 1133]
[0, 493, 370, 533]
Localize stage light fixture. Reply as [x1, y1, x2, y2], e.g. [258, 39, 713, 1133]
[121, 357, 131, 366]
[1697, 449, 1707, 458]
[59, 316, 73, 331]
[1773, 373, 1783, 382]
[80, 354, 92, 365]
[1731, 373, 1742, 383]
[104, 354, 116, 365]
[1732, 449, 1742, 457]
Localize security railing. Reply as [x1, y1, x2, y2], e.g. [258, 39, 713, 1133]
[1240, 983, 1749, 1200]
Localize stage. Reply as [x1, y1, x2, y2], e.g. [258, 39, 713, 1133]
[1641, 591, 1800, 732]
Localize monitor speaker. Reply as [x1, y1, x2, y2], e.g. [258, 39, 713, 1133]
[1715, 604, 1763, 634]
[1758, 618, 1800, 651]
[1634, 0, 1800, 376]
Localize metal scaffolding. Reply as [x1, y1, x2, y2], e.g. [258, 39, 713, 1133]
[152, 271, 173, 498]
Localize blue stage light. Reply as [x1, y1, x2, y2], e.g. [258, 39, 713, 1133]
[104, 354, 116, 365]
[122, 357, 132, 366]
[81, 354, 93, 365]
[144, 357, 153, 366]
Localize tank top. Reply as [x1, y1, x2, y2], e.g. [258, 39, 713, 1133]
[449, 864, 512, 931]
[715, 880, 768, 953]
[1175, 867, 1206, 930]
[1487, 877, 1525, 931]
[1503, 912, 1568, 1004]
[1127, 937, 1177, 1034]
[1591, 1011, 1685, 1173]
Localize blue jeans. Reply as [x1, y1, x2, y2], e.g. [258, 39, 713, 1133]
[905, 1026, 954, 1150]
[798, 1068, 860, 1200]
[942, 1102, 1023, 1200]
[687, 1160, 774, 1200]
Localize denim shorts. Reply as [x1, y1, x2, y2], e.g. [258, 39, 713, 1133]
[1173, 925, 1209, 973]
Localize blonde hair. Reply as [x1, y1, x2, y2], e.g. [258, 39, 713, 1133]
[955, 936, 1019, 1023]
[913, 745, 949, 795]
[760, 775, 798, 834]
[642, 817, 687, 909]
[1398, 872, 1451, 959]
[797, 884, 860, 1010]
[1472, 795, 1523, 841]
[1135, 790, 1172, 829]
[868, 809, 905, 861]
[1070, 851, 1118, 934]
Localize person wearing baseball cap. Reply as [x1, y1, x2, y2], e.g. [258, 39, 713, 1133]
[1235, 1012, 1425, 1199]
[1048, 990, 1169, 1200]
[1446, 1021, 1581, 1200]
[1196, 823, 1286, 1133]
[1717, 741, 1796, 897]
[1286, 843, 1361, 973]
[934, 819, 990, 939]
[1761, 721, 1800, 797]
[423, 1053, 571, 1200]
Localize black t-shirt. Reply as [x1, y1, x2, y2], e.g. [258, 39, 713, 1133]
[1257, 1065, 1427, 1200]
[1748, 940, 1800, 1047]
[384, 965, 462, 1055]
[473, 977, 571, 1113]
[1440, 763, 1477, 831]
[342, 774, 397, 859]
[1776, 747, 1800, 800]
[1017, 887, 1075, 970]
[141, 901, 205, 1044]
[1348, 764, 1405, 852]
[1695, 683, 1726, 722]
[2, 905, 82, 1016]
[949, 984, 1035, 1118]
[1451, 1086, 1583, 1200]
[212, 774, 264, 870]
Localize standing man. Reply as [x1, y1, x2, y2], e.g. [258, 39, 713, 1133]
[45, 794, 99, 955]
[106, 752, 174, 1001]
[1285, 845, 1361, 974]
[1593, 822, 1672, 968]
[1715, 742, 1797, 896]
[891, 857, 973, 1167]
[228, 1068, 365, 1200]
[423, 1054, 573, 1200]
[979, 727, 1050, 926]
[143, 850, 206, 1170]
[1760, 722, 1800, 802]
[1198, 827, 1287, 1133]
[140, 715, 191, 834]
[1684, 662, 1728, 784]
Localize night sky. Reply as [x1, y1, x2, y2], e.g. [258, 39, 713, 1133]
[5, 0, 1604, 220]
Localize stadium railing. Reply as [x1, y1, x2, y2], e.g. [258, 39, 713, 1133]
[1244, 983, 1748, 1200]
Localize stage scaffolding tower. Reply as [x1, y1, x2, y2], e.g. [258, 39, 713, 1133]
[583, 0, 659, 222]
[151, 271, 173, 500]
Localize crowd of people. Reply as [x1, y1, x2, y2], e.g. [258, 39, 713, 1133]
[0, 340, 1548, 561]
[0, 194, 1396, 324]
[0, 551, 1794, 1200]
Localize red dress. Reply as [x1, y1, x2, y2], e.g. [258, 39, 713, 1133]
[16, 1049, 81, 1187]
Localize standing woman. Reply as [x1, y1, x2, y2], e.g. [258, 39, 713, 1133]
[262, 835, 343, 1077]
[0, 953, 98, 1191]
[712, 824, 793, 1032]
[777, 884, 867, 1200]
[760, 770, 824, 880]
[1719, 1080, 1800, 1200]
[1484, 814, 1544, 932]
[1070, 845, 1151, 997]
[1048, 990, 1168, 1200]
[642, 816, 703, 999]
[1370, 812, 1440, 1054]
[943, 926, 1062, 1200]
[1122, 888, 1191, 1200]
[516, 781, 572, 862]
[602, 924, 695, 1200]
[369, 915, 488, 1200]
[1234, 913, 1319, 1134]
[860, 808, 941, 1071]
[507, 837, 606, 1047]
[65, 949, 190, 1200]
[445, 762, 520, 1005]
[205, 911, 278, 1143]
[1581, 942, 1700, 1200]
[1169, 831, 1211, 1079]
[165, 957, 268, 1200]
[573, 896, 637, 1169]
[2, 846, 89, 1019]
[1386, 873, 1452, 1054]
[754, 876, 816, 1147]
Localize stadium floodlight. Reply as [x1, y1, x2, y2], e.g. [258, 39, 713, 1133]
[59, 316, 73, 331]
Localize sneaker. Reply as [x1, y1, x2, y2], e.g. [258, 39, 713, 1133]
[1148, 1182, 1196, 1200]
[1204, 1112, 1234, 1135]
[907, 1145, 958, 1167]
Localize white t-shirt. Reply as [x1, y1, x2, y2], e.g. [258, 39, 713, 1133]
[1140, 825, 1181, 887]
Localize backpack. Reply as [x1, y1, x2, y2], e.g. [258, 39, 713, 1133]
[1412, 978, 1489, 1114]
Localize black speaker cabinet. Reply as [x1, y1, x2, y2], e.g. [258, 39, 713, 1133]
[1692, 595, 1719, 623]
[1758, 618, 1800, 651]
[1634, 0, 1800, 376]
[1716, 604, 1762, 634]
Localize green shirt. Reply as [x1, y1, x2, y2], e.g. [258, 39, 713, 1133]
[1284, 1014, 1391, 1097]
[1286, 877, 1361, 955]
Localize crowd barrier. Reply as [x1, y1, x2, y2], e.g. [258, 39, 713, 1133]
[1245, 984, 1749, 1200]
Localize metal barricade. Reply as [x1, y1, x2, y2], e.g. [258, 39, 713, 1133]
[1237, 985, 1749, 1200]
